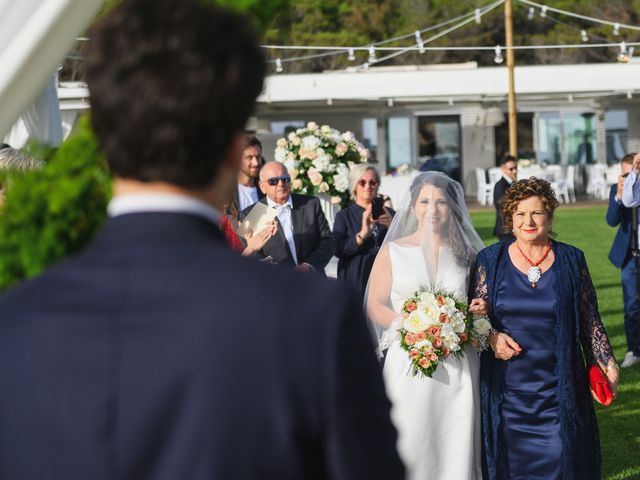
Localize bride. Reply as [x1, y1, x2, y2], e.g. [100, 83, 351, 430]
[366, 172, 487, 479]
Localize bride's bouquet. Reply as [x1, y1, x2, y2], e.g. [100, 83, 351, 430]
[382, 287, 492, 378]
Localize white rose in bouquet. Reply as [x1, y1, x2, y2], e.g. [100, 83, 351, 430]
[321, 125, 332, 134]
[276, 138, 287, 148]
[335, 142, 348, 157]
[292, 179, 303, 190]
[405, 310, 429, 333]
[307, 121, 319, 131]
[319, 182, 330, 193]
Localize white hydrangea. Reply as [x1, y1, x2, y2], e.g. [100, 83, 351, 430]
[275, 147, 288, 163]
[312, 154, 332, 173]
[283, 157, 297, 172]
[302, 135, 322, 152]
[342, 131, 355, 142]
[333, 163, 350, 193]
[306, 121, 319, 131]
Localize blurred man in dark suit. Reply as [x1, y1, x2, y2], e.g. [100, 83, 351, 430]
[0, 1, 404, 479]
[493, 154, 518, 241]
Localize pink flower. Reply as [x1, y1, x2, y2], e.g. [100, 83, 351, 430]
[405, 301, 417, 312]
[442, 347, 451, 357]
[409, 349, 420, 360]
[432, 337, 443, 349]
[439, 313, 450, 324]
[416, 331, 427, 342]
[436, 295, 446, 306]
[426, 326, 441, 337]
[405, 333, 417, 346]
[308, 168, 323, 186]
[335, 142, 348, 156]
[458, 332, 468, 344]
[428, 352, 438, 362]
[419, 357, 430, 369]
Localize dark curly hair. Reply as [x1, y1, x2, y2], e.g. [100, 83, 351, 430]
[85, 0, 265, 188]
[499, 177, 559, 235]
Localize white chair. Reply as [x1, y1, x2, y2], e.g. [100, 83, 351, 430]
[606, 164, 621, 187]
[488, 167, 502, 184]
[545, 165, 562, 184]
[587, 164, 607, 200]
[475, 168, 493, 206]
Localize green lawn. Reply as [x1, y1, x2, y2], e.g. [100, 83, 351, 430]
[469, 206, 640, 480]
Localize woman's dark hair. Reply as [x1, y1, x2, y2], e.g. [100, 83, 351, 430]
[500, 177, 559, 235]
[85, 0, 265, 188]
[409, 173, 473, 267]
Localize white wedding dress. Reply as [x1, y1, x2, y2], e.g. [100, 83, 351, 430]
[383, 242, 482, 480]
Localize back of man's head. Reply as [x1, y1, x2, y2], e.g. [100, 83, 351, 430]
[85, 0, 265, 189]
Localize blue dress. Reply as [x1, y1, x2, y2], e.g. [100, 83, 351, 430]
[497, 259, 561, 479]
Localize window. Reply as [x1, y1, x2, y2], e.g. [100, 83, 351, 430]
[362, 118, 378, 163]
[535, 111, 597, 165]
[270, 120, 304, 135]
[605, 110, 628, 165]
[387, 117, 412, 171]
[417, 116, 461, 182]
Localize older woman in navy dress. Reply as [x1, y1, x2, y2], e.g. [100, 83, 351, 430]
[470, 178, 619, 480]
[333, 164, 393, 301]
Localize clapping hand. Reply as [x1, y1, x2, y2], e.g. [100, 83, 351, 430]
[358, 206, 375, 242]
[243, 221, 278, 256]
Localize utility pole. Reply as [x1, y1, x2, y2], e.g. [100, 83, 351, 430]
[505, 0, 518, 157]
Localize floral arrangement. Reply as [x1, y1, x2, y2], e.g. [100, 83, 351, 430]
[382, 287, 492, 378]
[275, 122, 369, 207]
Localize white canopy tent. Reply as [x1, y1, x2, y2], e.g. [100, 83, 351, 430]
[0, 0, 102, 144]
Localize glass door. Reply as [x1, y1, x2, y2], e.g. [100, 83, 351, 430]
[417, 116, 461, 182]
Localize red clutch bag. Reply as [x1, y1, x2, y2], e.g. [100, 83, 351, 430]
[589, 365, 613, 406]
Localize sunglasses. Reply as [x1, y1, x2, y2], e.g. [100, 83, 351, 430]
[358, 179, 378, 187]
[266, 175, 291, 186]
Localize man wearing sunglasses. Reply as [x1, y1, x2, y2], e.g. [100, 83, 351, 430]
[493, 154, 518, 242]
[240, 161, 334, 274]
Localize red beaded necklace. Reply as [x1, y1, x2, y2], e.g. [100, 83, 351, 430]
[515, 241, 552, 288]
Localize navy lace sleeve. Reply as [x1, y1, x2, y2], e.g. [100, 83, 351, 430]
[469, 257, 489, 302]
[577, 252, 615, 367]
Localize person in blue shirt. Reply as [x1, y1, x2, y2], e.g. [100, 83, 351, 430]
[619, 152, 640, 367]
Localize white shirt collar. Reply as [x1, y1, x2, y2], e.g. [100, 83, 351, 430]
[503, 174, 514, 185]
[107, 193, 220, 225]
[266, 195, 293, 210]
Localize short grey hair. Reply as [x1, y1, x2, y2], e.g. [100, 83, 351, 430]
[349, 163, 380, 200]
[0, 148, 44, 172]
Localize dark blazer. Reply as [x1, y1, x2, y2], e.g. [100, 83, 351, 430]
[239, 194, 335, 275]
[606, 184, 633, 268]
[0, 212, 403, 480]
[492, 176, 511, 238]
[333, 203, 394, 301]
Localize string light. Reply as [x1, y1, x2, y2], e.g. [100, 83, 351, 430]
[494, 45, 504, 63]
[617, 42, 633, 63]
[613, 22, 620, 36]
[627, 91, 633, 99]
[275, 58, 283, 73]
[527, 7, 535, 20]
[475, 8, 482, 24]
[347, 48, 356, 61]
[368, 45, 377, 63]
[568, 94, 573, 102]
[387, 98, 394, 107]
[327, 98, 333, 105]
[415, 31, 425, 53]
[540, 6, 547, 18]
[448, 98, 454, 106]
[580, 29, 589, 42]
